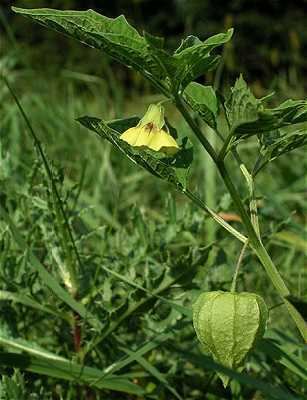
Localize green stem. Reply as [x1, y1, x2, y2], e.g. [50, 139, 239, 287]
[175, 97, 218, 162]
[176, 99, 290, 298]
[183, 189, 247, 244]
[203, 128, 217, 243]
[216, 161, 289, 296]
[231, 240, 249, 293]
[217, 130, 234, 161]
[240, 164, 261, 238]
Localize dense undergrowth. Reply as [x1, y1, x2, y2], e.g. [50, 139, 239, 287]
[0, 6, 307, 400]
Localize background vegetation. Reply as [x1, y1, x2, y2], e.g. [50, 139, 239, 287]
[0, 1, 306, 399]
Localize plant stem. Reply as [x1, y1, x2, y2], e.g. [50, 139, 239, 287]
[240, 164, 261, 238]
[217, 130, 234, 161]
[176, 99, 290, 298]
[231, 240, 249, 292]
[183, 189, 247, 244]
[216, 162, 289, 296]
[175, 97, 218, 162]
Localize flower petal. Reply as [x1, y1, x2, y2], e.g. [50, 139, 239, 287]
[148, 129, 179, 155]
[120, 127, 141, 146]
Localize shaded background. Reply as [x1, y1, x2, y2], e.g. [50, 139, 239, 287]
[2, 0, 307, 93]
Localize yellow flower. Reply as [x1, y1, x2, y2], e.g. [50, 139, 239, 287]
[120, 104, 179, 155]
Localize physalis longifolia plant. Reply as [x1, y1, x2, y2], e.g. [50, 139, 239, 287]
[12, 6, 307, 385]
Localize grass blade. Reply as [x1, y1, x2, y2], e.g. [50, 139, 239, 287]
[0, 207, 103, 331]
[0, 290, 67, 321]
[121, 347, 183, 400]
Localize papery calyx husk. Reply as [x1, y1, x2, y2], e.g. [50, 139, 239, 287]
[193, 290, 268, 387]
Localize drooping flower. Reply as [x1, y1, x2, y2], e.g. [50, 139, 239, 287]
[120, 104, 179, 155]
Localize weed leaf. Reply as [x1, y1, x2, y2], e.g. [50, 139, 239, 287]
[184, 82, 218, 128]
[12, 7, 231, 94]
[77, 115, 193, 190]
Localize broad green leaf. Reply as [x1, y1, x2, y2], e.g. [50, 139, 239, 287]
[145, 29, 233, 92]
[77, 116, 193, 190]
[11, 7, 162, 83]
[184, 82, 218, 128]
[271, 99, 307, 123]
[172, 29, 233, 91]
[244, 99, 307, 137]
[12, 7, 232, 94]
[225, 76, 307, 158]
[256, 99, 307, 160]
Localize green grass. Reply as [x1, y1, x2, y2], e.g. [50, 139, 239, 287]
[1, 18, 307, 400]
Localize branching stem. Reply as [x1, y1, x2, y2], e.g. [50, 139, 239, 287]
[176, 95, 290, 298]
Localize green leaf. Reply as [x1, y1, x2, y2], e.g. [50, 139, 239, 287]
[260, 339, 307, 381]
[145, 29, 232, 92]
[225, 74, 260, 136]
[172, 29, 233, 91]
[99, 329, 176, 378]
[257, 99, 307, 160]
[12, 7, 232, 94]
[184, 82, 218, 128]
[260, 126, 307, 161]
[238, 98, 307, 139]
[0, 331, 144, 395]
[177, 349, 299, 400]
[11, 7, 161, 82]
[270, 99, 307, 124]
[120, 348, 183, 400]
[224, 76, 307, 159]
[77, 116, 193, 190]
[100, 264, 193, 319]
[0, 351, 143, 396]
[175, 35, 202, 53]
[83, 248, 210, 355]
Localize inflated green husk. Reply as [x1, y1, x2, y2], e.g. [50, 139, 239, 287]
[193, 291, 268, 387]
